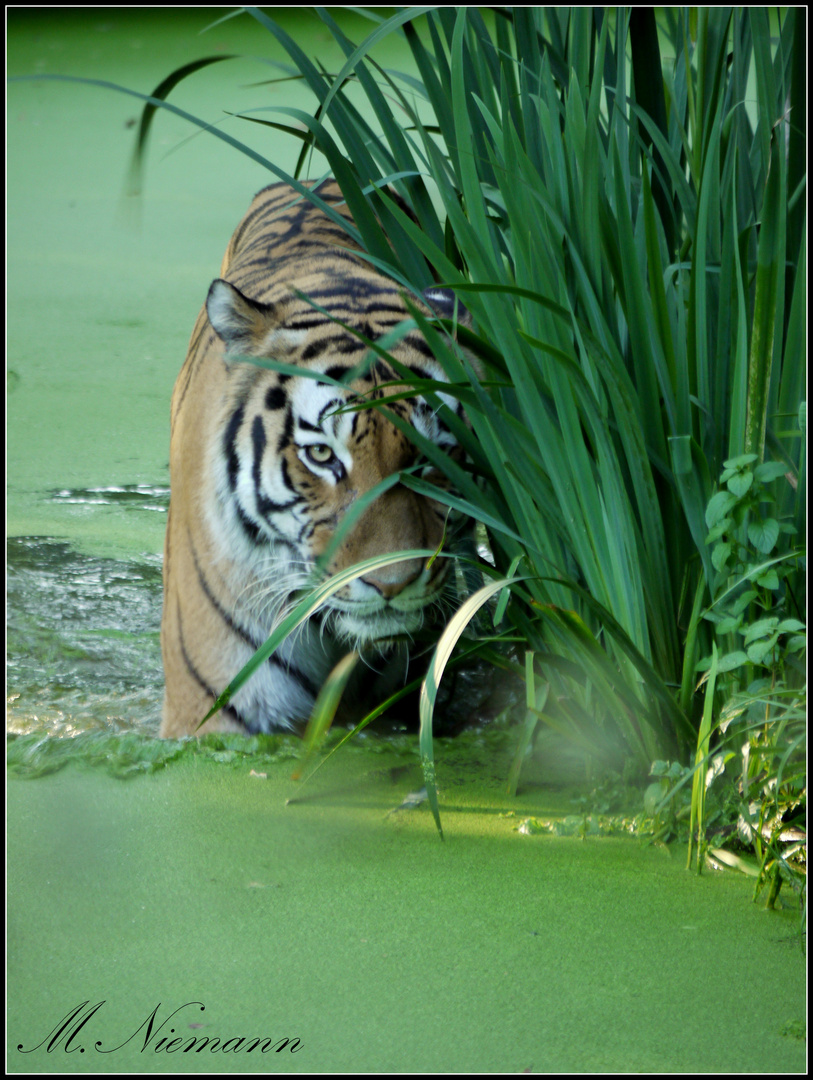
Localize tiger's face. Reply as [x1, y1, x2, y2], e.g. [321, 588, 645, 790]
[205, 277, 467, 646]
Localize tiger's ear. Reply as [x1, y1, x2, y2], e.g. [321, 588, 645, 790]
[422, 286, 472, 327]
[207, 279, 280, 351]
[422, 285, 483, 379]
[206, 279, 278, 353]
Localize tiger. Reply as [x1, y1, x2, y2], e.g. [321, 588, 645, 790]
[159, 179, 472, 737]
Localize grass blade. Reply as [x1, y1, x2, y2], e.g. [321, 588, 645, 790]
[420, 575, 526, 838]
[745, 129, 783, 462]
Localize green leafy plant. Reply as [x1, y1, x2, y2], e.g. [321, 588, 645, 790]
[694, 453, 805, 869]
[661, 455, 805, 911]
[701, 453, 805, 684]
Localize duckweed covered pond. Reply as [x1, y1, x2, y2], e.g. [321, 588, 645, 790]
[7, 726, 807, 1073]
[7, 8, 806, 1073]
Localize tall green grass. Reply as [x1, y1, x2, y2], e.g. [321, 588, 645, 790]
[16, 9, 803, 813]
[198, 7, 802, 773]
[142, 8, 804, 774]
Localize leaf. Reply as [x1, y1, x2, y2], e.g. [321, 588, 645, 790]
[705, 519, 732, 544]
[125, 56, 238, 195]
[696, 650, 748, 674]
[293, 651, 362, 779]
[747, 517, 779, 554]
[754, 569, 780, 591]
[705, 490, 739, 529]
[713, 651, 749, 673]
[419, 573, 527, 838]
[726, 469, 754, 498]
[688, 642, 718, 870]
[746, 634, 780, 666]
[753, 461, 789, 483]
[742, 618, 779, 645]
[744, 128, 783, 462]
[729, 590, 758, 616]
[723, 453, 759, 470]
[711, 542, 732, 572]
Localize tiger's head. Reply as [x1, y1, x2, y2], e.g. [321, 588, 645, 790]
[205, 276, 471, 647]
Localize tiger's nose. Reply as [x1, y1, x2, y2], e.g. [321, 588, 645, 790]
[360, 559, 425, 599]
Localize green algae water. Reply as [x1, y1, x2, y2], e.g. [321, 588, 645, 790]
[7, 737, 807, 1073]
[7, 9, 806, 1073]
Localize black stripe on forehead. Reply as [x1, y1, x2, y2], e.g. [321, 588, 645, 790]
[299, 274, 402, 303]
[351, 407, 378, 442]
[408, 365, 434, 382]
[404, 334, 436, 360]
[324, 364, 356, 384]
[317, 396, 345, 426]
[372, 358, 396, 383]
[301, 335, 365, 363]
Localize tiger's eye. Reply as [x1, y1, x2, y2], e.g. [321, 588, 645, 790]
[307, 444, 335, 465]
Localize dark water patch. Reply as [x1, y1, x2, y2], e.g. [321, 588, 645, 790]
[7, 535, 519, 743]
[6, 536, 164, 735]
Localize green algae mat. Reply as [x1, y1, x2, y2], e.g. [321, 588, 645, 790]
[7, 735, 806, 1074]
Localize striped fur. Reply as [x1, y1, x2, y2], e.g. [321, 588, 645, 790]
[160, 180, 468, 736]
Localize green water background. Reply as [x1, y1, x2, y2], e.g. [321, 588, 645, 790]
[7, 9, 806, 1072]
[8, 7, 355, 734]
[8, 6, 345, 557]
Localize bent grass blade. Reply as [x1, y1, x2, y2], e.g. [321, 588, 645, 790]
[419, 573, 526, 838]
[291, 671, 428, 791]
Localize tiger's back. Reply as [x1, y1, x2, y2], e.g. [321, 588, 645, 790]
[160, 180, 467, 737]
